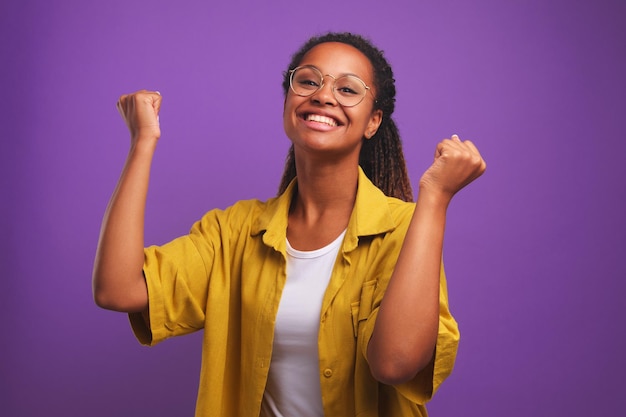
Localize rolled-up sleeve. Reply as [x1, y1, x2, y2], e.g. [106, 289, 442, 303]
[360, 265, 460, 405]
[129, 233, 210, 345]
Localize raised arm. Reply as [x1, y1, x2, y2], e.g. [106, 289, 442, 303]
[367, 134, 486, 385]
[92, 90, 162, 313]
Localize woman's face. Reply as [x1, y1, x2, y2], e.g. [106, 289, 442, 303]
[283, 42, 382, 162]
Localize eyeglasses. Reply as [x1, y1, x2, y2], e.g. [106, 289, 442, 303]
[288, 65, 375, 107]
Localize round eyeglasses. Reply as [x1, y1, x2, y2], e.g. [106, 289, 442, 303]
[288, 65, 375, 107]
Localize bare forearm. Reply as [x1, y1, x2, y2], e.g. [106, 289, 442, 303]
[92, 140, 156, 312]
[367, 188, 450, 384]
[367, 134, 486, 384]
[94, 90, 162, 312]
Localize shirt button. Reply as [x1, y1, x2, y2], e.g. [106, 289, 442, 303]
[323, 368, 333, 378]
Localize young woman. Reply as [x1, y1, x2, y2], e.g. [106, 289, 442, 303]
[93, 32, 486, 417]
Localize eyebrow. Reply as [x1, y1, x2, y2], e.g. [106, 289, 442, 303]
[302, 64, 367, 81]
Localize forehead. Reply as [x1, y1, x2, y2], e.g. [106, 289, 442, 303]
[299, 42, 374, 81]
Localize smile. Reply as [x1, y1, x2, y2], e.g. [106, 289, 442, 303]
[305, 113, 339, 127]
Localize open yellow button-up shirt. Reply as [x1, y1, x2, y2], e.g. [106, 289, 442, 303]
[130, 168, 459, 416]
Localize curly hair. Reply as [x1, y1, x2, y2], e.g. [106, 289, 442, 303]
[277, 32, 414, 202]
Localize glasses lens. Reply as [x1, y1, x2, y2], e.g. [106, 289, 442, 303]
[291, 67, 322, 96]
[290, 66, 369, 107]
[334, 75, 367, 107]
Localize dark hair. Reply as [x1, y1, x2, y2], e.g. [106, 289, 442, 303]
[278, 32, 414, 202]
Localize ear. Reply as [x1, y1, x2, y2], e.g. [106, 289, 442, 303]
[365, 109, 383, 138]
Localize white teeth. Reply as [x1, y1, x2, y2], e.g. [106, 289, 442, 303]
[306, 114, 337, 127]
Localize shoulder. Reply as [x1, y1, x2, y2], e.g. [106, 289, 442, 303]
[386, 196, 415, 222]
[189, 191, 291, 238]
[353, 172, 415, 237]
[195, 197, 276, 226]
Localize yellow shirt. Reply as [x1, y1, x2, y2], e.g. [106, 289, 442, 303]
[130, 168, 459, 417]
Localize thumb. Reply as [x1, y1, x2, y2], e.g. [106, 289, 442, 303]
[153, 91, 162, 120]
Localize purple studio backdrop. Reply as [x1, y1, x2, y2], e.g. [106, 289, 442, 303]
[2, 0, 625, 416]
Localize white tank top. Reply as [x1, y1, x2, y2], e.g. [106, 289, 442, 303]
[261, 230, 346, 417]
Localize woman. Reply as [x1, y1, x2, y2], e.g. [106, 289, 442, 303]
[93, 32, 486, 416]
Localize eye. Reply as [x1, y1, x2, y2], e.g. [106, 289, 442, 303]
[298, 78, 320, 89]
[336, 86, 359, 95]
[292, 67, 323, 92]
[335, 76, 365, 96]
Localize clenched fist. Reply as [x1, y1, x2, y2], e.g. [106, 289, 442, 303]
[116, 90, 162, 144]
[419, 134, 486, 200]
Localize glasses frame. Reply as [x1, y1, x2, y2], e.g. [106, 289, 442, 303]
[288, 65, 376, 107]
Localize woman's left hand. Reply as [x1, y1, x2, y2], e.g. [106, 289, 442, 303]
[419, 134, 486, 200]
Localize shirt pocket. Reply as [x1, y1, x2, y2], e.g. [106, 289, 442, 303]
[350, 279, 377, 338]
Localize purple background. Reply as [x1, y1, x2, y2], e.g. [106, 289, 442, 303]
[2, 0, 625, 415]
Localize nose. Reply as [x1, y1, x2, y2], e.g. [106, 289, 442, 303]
[311, 74, 337, 105]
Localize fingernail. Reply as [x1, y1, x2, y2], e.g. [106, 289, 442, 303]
[451, 134, 459, 139]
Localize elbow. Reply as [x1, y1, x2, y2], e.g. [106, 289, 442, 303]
[93, 287, 117, 311]
[92, 271, 117, 310]
[93, 289, 146, 313]
[369, 350, 435, 386]
[92, 274, 108, 309]
[92, 273, 147, 313]
[92, 283, 121, 311]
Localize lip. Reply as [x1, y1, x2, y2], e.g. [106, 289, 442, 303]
[298, 110, 343, 129]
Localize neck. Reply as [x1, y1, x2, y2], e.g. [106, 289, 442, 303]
[291, 158, 359, 216]
[286, 156, 359, 250]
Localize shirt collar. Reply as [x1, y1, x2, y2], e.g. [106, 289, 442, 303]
[252, 167, 400, 252]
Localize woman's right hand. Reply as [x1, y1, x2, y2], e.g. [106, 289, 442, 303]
[116, 90, 162, 144]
